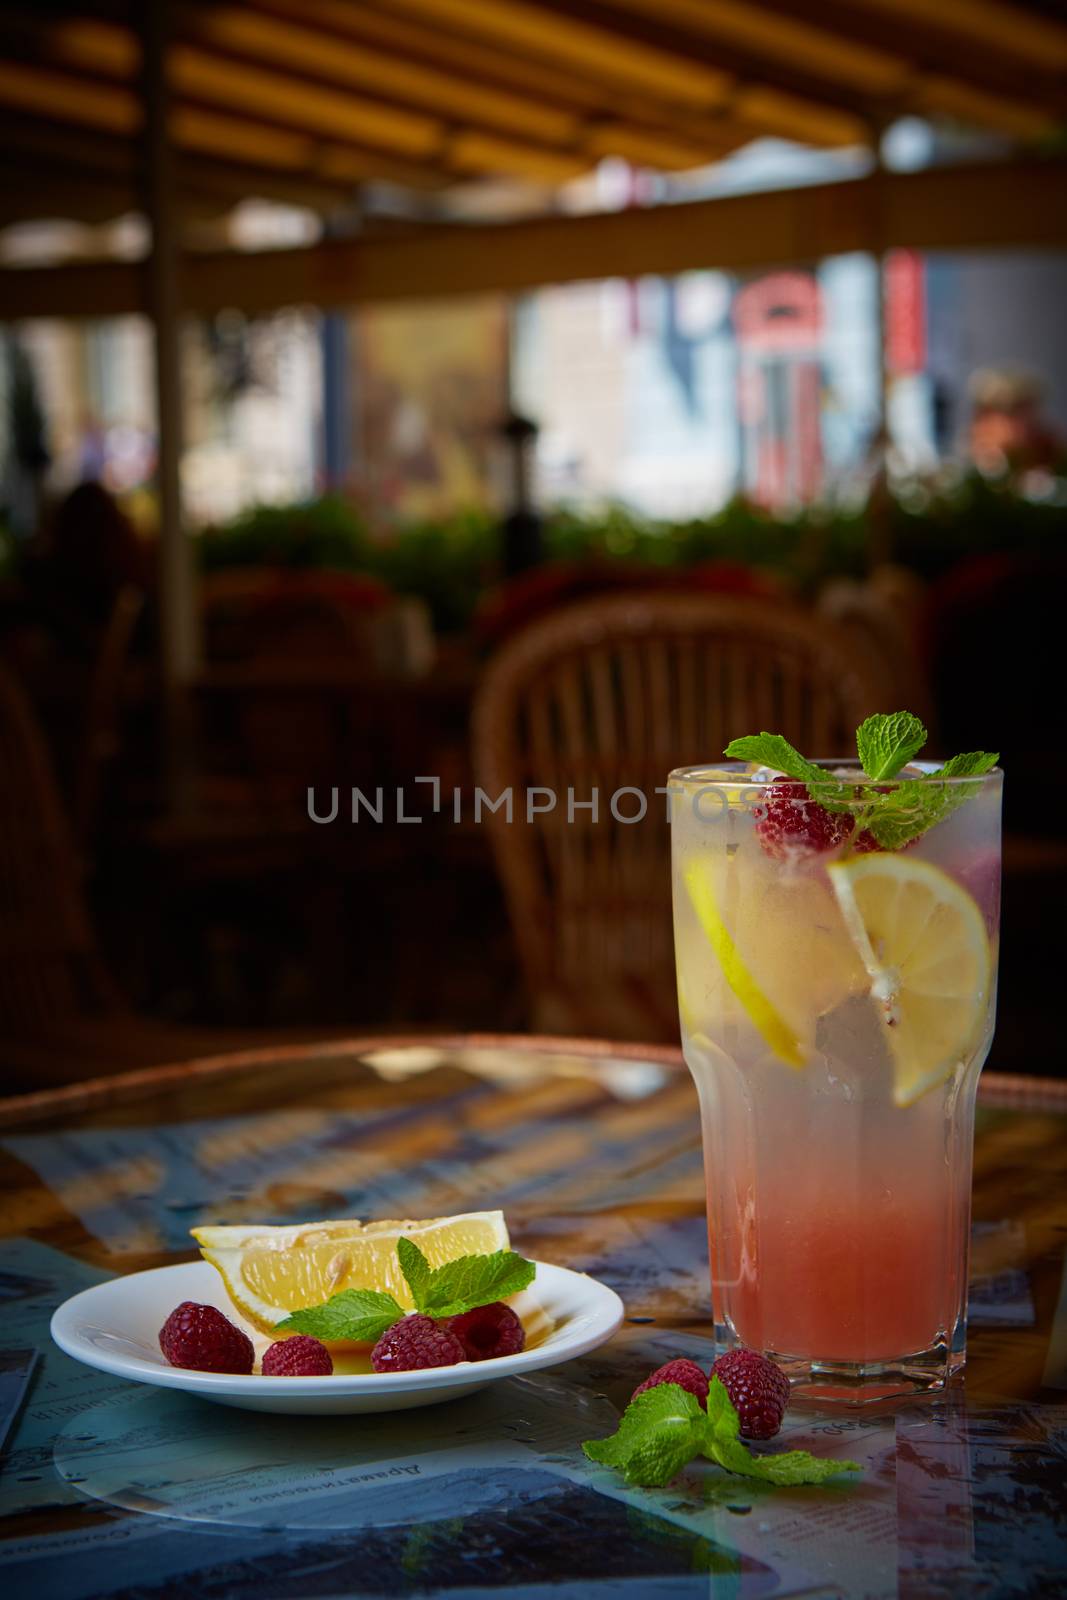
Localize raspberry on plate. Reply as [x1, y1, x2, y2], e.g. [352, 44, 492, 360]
[261, 1335, 333, 1377]
[448, 1302, 525, 1362]
[371, 1313, 467, 1373]
[753, 778, 852, 861]
[631, 1357, 709, 1409]
[710, 1348, 790, 1440]
[159, 1301, 254, 1374]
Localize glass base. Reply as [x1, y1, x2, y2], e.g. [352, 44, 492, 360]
[771, 1340, 964, 1405]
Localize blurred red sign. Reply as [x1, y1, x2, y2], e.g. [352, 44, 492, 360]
[885, 249, 926, 375]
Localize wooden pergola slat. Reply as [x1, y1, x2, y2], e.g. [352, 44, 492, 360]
[1, 0, 1063, 711]
[4, 156, 1064, 322]
[3, 0, 1063, 218]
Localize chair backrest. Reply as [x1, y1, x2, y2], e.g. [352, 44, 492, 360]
[473, 591, 890, 1042]
[817, 572, 935, 736]
[0, 662, 117, 1036]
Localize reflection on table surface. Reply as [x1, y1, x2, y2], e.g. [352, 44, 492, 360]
[0, 1036, 1065, 1599]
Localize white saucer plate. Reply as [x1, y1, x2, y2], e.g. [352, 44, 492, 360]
[51, 1258, 624, 1415]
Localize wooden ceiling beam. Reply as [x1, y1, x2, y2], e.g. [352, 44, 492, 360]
[178, 5, 735, 173]
[43, 17, 445, 158]
[0, 53, 453, 207]
[0, 110, 360, 220]
[32, 14, 617, 186]
[178, 4, 582, 147]
[600, 0, 909, 97]
[240, 0, 646, 116]
[244, 0, 869, 157]
[859, 0, 1067, 71]
[235, 0, 749, 167]
[356, 0, 733, 111]
[744, 0, 1067, 116]
[0, 54, 138, 136]
[551, 0, 1062, 141]
[3, 156, 1063, 322]
[14, 9, 758, 184]
[359, 0, 879, 149]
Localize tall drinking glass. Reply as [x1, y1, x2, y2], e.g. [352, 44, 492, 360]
[670, 763, 1001, 1401]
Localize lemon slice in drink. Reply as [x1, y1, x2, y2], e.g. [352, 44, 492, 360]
[827, 855, 991, 1107]
[682, 859, 805, 1068]
[193, 1211, 509, 1333]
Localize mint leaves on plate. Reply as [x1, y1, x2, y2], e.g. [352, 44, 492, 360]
[725, 712, 998, 850]
[583, 1378, 861, 1489]
[274, 1240, 536, 1340]
[396, 1237, 535, 1319]
[275, 1288, 406, 1344]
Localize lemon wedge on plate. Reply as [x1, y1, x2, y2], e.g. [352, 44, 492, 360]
[682, 859, 805, 1068]
[827, 855, 991, 1107]
[192, 1211, 509, 1333]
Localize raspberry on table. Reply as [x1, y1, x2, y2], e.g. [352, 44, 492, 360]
[159, 1301, 255, 1374]
[753, 778, 852, 861]
[631, 1357, 710, 1409]
[448, 1302, 525, 1361]
[261, 1335, 333, 1376]
[371, 1313, 467, 1373]
[710, 1348, 790, 1439]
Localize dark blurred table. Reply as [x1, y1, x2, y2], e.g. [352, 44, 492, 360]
[0, 1035, 1065, 1599]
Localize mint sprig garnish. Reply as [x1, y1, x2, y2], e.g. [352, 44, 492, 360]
[275, 1287, 405, 1343]
[398, 1238, 536, 1318]
[855, 711, 927, 781]
[273, 1239, 536, 1340]
[722, 732, 831, 788]
[583, 1380, 708, 1486]
[583, 1379, 861, 1490]
[725, 712, 998, 851]
[721, 733, 852, 812]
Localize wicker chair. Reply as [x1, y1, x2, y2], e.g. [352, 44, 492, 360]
[473, 591, 891, 1043]
[817, 571, 935, 739]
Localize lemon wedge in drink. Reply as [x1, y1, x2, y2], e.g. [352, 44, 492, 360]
[827, 855, 991, 1107]
[682, 859, 805, 1068]
[193, 1211, 509, 1333]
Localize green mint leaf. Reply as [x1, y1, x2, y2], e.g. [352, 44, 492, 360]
[397, 1237, 433, 1312]
[708, 1436, 863, 1486]
[726, 719, 997, 854]
[397, 1238, 536, 1318]
[582, 1376, 862, 1492]
[863, 748, 999, 850]
[582, 1383, 709, 1487]
[701, 1378, 860, 1486]
[863, 780, 942, 849]
[935, 751, 999, 778]
[855, 712, 927, 781]
[723, 733, 852, 813]
[724, 733, 828, 786]
[704, 1371, 740, 1438]
[274, 1287, 403, 1343]
[418, 1249, 536, 1319]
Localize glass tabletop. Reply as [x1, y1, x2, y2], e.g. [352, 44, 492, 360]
[0, 1036, 1064, 1599]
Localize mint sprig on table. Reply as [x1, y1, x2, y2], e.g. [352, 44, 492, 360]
[725, 712, 997, 850]
[274, 1240, 536, 1340]
[583, 1379, 861, 1490]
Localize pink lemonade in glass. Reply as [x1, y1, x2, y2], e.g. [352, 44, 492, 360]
[670, 760, 1001, 1400]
